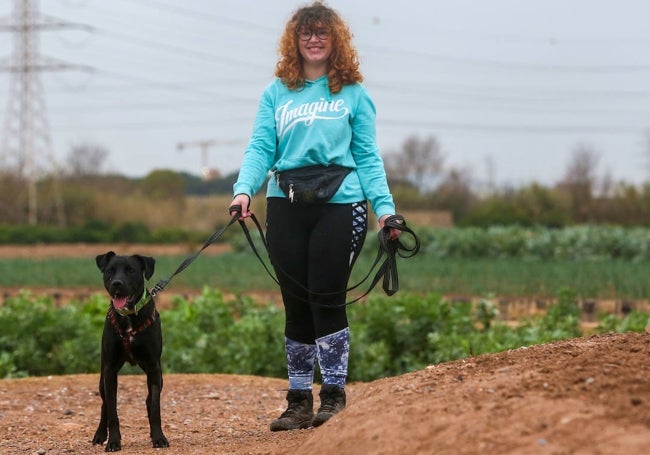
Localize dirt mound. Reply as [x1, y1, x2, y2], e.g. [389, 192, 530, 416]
[1, 331, 648, 454]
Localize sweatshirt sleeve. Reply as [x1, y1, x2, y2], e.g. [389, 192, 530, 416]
[233, 86, 277, 197]
[349, 86, 396, 220]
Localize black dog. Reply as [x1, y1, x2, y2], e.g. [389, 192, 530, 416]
[92, 251, 169, 452]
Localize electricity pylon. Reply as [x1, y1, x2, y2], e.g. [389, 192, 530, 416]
[0, 0, 91, 225]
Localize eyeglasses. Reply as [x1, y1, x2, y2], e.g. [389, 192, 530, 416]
[298, 28, 330, 41]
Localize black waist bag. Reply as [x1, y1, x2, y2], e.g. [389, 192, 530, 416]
[276, 164, 353, 205]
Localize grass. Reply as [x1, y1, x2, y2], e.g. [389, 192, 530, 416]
[2, 252, 650, 300]
[388, 257, 650, 299]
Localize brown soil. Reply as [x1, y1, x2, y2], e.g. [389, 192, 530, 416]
[0, 243, 232, 259]
[0, 332, 648, 454]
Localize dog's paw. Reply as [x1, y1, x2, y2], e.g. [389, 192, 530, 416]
[152, 434, 170, 448]
[105, 439, 121, 452]
[92, 431, 106, 445]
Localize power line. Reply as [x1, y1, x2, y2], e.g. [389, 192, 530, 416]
[363, 45, 650, 74]
[129, 0, 275, 33]
[384, 27, 650, 47]
[368, 81, 650, 102]
[377, 118, 644, 136]
[91, 25, 269, 72]
[92, 68, 259, 103]
[51, 117, 252, 131]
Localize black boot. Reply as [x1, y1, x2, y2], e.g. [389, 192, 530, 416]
[269, 389, 314, 431]
[312, 384, 346, 427]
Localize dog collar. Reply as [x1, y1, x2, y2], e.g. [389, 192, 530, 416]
[112, 288, 150, 316]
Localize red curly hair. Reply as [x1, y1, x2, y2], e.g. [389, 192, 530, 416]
[275, 1, 363, 94]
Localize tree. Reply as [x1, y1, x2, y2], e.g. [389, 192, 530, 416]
[557, 143, 600, 222]
[385, 135, 444, 191]
[434, 166, 474, 222]
[141, 169, 185, 202]
[66, 143, 109, 176]
[645, 128, 650, 180]
[0, 171, 27, 223]
[515, 183, 568, 227]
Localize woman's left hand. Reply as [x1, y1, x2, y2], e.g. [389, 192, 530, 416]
[379, 214, 402, 241]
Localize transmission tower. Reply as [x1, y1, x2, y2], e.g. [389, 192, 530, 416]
[0, 0, 91, 225]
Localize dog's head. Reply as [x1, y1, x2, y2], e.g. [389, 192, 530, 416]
[96, 251, 155, 314]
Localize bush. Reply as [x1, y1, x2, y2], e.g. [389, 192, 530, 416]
[0, 289, 644, 380]
[0, 292, 105, 377]
[161, 288, 285, 377]
[416, 225, 650, 260]
[113, 222, 151, 243]
[0, 222, 214, 245]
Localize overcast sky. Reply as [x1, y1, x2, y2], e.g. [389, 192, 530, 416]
[1, 0, 650, 187]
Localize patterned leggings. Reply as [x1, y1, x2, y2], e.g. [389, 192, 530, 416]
[265, 198, 368, 343]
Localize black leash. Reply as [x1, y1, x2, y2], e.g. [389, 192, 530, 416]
[344, 214, 420, 303]
[149, 204, 420, 306]
[150, 211, 241, 296]
[229, 204, 421, 307]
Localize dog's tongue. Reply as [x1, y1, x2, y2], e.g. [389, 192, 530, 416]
[112, 296, 129, 309]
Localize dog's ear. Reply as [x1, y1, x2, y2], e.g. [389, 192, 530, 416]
[134, 255, 156, 280]
[96, 251, 116, 272]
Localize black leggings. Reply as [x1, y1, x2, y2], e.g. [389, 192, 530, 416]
[265, 198, 368, 344]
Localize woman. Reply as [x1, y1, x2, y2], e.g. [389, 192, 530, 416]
[230, 1, 400, 431]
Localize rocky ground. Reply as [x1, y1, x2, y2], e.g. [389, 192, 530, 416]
[1, 332, 648, 455]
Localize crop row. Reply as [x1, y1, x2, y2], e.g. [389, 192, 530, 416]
[1, 288, 646, 380]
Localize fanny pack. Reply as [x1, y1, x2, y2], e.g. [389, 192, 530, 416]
[275, 164, 353, 205]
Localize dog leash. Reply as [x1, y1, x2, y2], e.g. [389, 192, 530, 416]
[229, 204, 421, 307]
[150, 204, 420, 306]
[344, 214, 420, 303]
[150, 211, 241, 296]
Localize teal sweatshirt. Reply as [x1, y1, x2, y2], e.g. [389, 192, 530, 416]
[233, 75, 395, 220]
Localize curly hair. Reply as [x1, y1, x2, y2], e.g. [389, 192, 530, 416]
[275, 1, 363, 94]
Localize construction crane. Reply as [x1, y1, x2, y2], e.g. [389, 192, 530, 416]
[176, 139, 241, 180]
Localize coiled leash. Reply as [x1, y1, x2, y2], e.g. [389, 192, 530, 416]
[346, 214, 421, 302]
[150, 211, 241, 296]
[229, 204, 421, 307]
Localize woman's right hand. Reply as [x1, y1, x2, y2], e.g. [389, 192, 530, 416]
[379, 214, 402, 241]
[230, 194, 252, 220]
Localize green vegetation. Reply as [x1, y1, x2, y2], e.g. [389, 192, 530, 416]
[1, 252, 650, 300]
[0, 289, 647, 380]
[413, 225, 650, 260]
[2, 224, 649, 380]
[0, 221, 213, 245]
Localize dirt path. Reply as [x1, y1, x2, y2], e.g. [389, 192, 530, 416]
[0, 243, 232, 259]
[1, 332, 649, 454]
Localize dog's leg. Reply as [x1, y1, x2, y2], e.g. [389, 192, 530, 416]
[92, 371, 108, 445]
[145, 362, 169, 448]
[102, 365, 122, 452]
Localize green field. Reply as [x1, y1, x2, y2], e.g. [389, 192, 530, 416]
[2, 252, 649, 300]
[3, 243, 649, 379]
